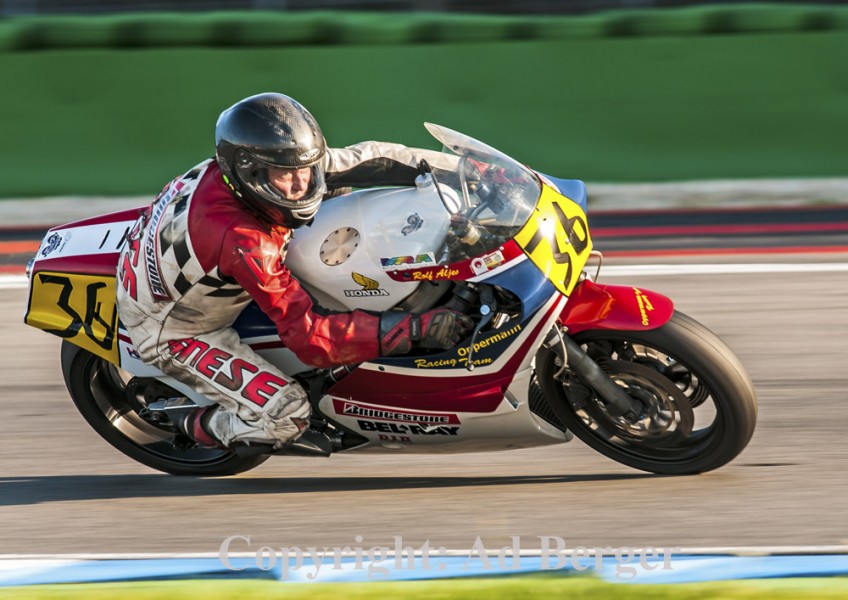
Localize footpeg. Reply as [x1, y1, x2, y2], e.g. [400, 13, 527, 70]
[139, 397, 199, 427]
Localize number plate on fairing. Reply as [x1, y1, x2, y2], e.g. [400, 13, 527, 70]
[514, 185, 593, 296]
[26, 271, 119, 363]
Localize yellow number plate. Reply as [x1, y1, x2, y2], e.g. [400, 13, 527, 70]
[514, 185, 593, 296]
[26, 271, 119, 364]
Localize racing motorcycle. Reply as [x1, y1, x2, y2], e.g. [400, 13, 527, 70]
[24, 124, 757, 477]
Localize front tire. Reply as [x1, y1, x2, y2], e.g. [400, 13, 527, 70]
[537, 311, 757, 474]
[61, 341, 269, 476]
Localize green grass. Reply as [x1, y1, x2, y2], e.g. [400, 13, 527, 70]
[2, 577, 848, 600]
[1, 27, 847, 198]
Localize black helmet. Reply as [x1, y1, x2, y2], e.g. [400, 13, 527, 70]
[215, 93, 327, 228]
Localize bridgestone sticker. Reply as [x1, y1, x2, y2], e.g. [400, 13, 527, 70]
[333, 399, 460, 424]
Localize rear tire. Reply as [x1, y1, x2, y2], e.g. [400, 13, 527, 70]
[537, 311, 757, 474]
[61, 341, 269, 476]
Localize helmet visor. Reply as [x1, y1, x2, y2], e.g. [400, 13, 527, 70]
[235, 150, 326, 210]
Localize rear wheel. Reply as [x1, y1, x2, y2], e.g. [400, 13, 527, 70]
[61, 341, 269, 476]
[537, 311, 757, 474]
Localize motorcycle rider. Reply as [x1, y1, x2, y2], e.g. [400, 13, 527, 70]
[116, 92, 473, 455]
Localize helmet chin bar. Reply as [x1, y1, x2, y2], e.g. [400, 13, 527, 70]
[240, 185, 321, 229]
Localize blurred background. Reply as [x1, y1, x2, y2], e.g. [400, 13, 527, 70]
[0, 0, 846, 198]
[4, 0, 847, 16]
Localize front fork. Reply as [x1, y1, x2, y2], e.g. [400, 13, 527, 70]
[542, 326, 639, 418]
[541, 276, 676, 417]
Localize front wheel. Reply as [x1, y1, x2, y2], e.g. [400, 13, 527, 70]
[537, 311, 757, 474]
[61, 341, 269, 476]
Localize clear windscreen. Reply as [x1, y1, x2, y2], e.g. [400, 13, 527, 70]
[425, 123, 541, 264]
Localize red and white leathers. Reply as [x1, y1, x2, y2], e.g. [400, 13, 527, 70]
[116, 141, 453, 448]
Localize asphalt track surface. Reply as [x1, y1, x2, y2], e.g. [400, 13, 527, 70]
[1, 206, 847, 556]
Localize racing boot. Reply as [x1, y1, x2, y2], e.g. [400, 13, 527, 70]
[181, 406, 332, 457]
[176, 405, 228, 450]
[149, 398, 332, 456]
[140, 397, 226, 450]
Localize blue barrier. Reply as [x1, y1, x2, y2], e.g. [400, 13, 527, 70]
[606, 554, 848, 584]
[2, 552, 848, 586]
[0, 558, 272, 587]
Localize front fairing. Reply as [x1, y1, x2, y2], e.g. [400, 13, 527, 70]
[386, 123, 593, 297]
[424, 123, 541, 266]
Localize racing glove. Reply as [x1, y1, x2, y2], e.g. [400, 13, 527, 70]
[379, 308, 474, 357]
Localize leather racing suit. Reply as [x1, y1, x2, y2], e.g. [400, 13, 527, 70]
[116, 142, 455, 448]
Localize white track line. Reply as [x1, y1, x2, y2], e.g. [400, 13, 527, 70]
[0, 275, 27, 290]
